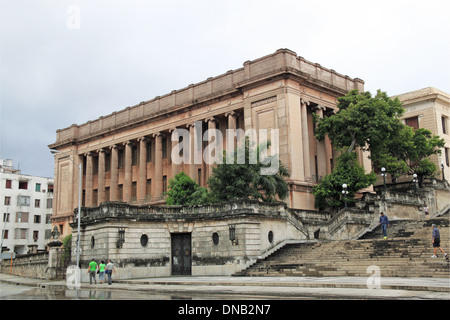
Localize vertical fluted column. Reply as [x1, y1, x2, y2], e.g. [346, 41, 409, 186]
[226, 111, 237, 151]
[206, 118, 216, 179]
[138, 137, 147, 202]
[123, 141, 132, 203]
[153, 133, 163, 200]
[187, 123, 196, 181]
[85, 152, 93, 207]
[171, 128, 181, 178]
[301, 99, 311, 181]
[110, 145, 119, 201]
[98, 149, 106, 204]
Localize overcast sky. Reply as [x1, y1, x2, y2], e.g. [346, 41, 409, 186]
[1, 0, 449, 178]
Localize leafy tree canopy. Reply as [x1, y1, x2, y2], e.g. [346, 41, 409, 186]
[208, 138, 289, 203]
[312, 152, 376, 210]
[165, 171, 209, 205]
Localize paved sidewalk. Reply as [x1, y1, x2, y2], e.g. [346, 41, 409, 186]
[1, 273, 449, 299]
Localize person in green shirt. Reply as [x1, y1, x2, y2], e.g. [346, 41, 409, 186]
[98, 260, 106, 284]
[86, 259, 98, 284]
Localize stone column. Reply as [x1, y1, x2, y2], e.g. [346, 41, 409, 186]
[110, 145, 119, 201]
[123, 141, 132, 203]
[226, 111, 237, 151]
[170, 128, 181, 178]
[187, 123, 196, 181]
[97, 149, 106, 204]
[85, 152, 93, 207]
[206, 118, 216, 180]
[301, 99, 311, 181]
[153, 133, 163, 200]
[137, 137, 147, 202]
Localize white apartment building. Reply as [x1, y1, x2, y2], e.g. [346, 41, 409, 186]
[1, 158, 54, 255]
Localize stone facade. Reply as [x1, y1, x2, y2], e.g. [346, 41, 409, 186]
[71, 181, 449, 279]
[394, 87, 450, 182]
[72, 199, 373, 278]
[49, 49, 369, 238]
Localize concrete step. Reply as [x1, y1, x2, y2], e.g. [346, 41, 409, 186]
[236, 216, 450, 278]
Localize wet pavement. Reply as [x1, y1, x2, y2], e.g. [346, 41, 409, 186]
[1, 273, 449, 300]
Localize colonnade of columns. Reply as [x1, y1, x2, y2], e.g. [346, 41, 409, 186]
[79, 111, 241, 207]
[75, 100, 334, 208]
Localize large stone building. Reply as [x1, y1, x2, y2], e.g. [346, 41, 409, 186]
[395, 87, 450, 181]
[0, 158, 54, 254]
[49, 49, 369, 238]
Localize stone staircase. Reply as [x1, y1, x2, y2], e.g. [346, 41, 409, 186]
[235, 214, 450, 278]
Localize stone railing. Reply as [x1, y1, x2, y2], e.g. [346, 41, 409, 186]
[0, 251, 49, 279]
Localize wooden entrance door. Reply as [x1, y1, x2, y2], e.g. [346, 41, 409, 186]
[171, 233, 192, 275]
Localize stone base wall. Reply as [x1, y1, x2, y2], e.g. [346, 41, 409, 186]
[0, 251, 49, 279]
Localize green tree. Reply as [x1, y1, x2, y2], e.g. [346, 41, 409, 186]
[165, 172, 209, 205]
[208, 138, 289, 203]
[315, 89, 405, 154]
[406, 128, 445, 186]
[61, 234, 72, 264]
[312, 152, 376, 210]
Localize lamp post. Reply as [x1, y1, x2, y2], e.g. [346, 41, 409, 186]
[412, 173, 418, 191]
[342, 183, 348, 209]
[50, 150, 82, 271]
[381, 167, 387, 191]
[441, 161, 446, 182]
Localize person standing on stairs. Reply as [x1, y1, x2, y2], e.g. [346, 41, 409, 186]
[378, 212, 390, 239]
[431, 224, 448, 259]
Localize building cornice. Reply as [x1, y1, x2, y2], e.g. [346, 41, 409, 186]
[49, 49, 364, 150]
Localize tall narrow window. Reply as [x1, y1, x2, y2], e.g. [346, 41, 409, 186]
[132, 145, 138, 166]
[118, 149, 124, 168]
[146, 141, 152, 162]
[445, 147, 449, 167]
[162, 137, 167, 159]
[35, 183, 41, 192]
[162, 175, 167, 192]
[132, 182, 137, 199]
[442, 116, 448, 135]
[146, 179, 152, 197]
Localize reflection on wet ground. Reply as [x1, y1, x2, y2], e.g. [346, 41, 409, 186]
[1, 284, 306, 300]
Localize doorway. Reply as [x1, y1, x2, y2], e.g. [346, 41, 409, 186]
[171, 233, 192, 275]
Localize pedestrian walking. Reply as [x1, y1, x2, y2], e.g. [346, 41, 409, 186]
[98, 260, 106, 284]
[431, 224, 448, 259]
[424, 205, 429, 218]
[106, 259, 116, 285]
[378, 212, 390, 239]
[87, 258, 98, 284]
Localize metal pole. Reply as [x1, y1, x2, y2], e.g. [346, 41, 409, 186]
[76, 161, 82, 270]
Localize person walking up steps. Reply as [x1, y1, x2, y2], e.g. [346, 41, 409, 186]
[378, 212, 390, 239]
[431, 224, 448, 259]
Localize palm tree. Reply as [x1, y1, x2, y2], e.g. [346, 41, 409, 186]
[208, 137, 289, 203]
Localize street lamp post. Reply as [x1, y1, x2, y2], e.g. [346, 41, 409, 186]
[342, 183, 348, 209]
[441, 161, 446, 182]
[50, 150, 82, 271]
[412, 173, 418, 192]
[381, 167, 387, 191]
